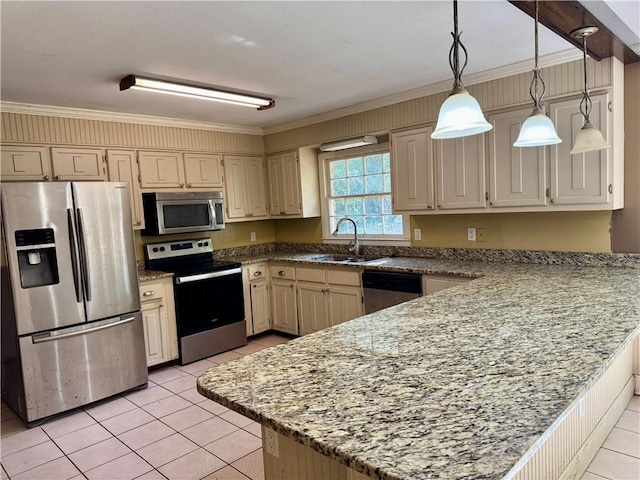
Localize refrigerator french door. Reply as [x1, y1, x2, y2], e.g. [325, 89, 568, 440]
[0, 182, 148, 424]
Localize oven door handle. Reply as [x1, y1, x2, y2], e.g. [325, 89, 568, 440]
[175, 268, 242, 284]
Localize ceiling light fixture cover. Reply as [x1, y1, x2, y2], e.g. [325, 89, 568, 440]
[119, 75, 275, 110]
[319, 136, 378, 152]
[432, 0, 492, 140]
[514, 0, 561, 147]
[569, 27, 610, 154]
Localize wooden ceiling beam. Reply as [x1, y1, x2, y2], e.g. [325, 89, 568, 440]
[508, 0, 640, 64]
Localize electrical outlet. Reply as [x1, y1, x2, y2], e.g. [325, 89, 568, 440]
[250, 231, 256, 242]
[265, 427, 279, 457]
[477, 228, 487, 242]
[414, 228, 422, 241]
[467, 227, 476, 241]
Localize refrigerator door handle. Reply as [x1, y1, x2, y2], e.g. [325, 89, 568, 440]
[76, 208, 92, 302]
[67, 208, 82, 303]
[31, 316, 136, 344]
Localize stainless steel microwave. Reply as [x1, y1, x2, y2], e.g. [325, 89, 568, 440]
[141, 192, 225, 236]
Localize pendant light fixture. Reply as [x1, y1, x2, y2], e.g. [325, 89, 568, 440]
[513, 0, 561, 147]
[431, 0, 492, 140]
[569, 27, 610, 154]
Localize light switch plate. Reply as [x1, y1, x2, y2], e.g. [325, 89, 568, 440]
[414, 228, 422, 241]
[467, 227, 476, 241]
[250, 232, 256, 242]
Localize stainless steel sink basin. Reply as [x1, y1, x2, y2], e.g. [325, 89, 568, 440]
[310, 254, 383, 263]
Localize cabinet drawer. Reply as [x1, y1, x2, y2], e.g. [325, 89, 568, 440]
[269, 265, 295, 280]
[296, 267, 326, 283]
[248, 264, 267, 281]
[139, 282, 164, 302]
[327, 269, 361, 287]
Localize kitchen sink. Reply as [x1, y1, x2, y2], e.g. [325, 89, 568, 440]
[310, 254, 383, 263]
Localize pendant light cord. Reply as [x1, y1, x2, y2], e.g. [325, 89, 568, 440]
[529, 0, 546, 111]
[580, 35, 593, 123]
[448, 0, 468, 92]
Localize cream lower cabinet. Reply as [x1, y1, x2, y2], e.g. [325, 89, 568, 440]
[243, 264, 271, 336]
[270, 265, 298, 335]
[139, 277, 178, 367]
[1, 146, 51, 181]
[297, 266, 363, 336]
[106, 149, 145, 230]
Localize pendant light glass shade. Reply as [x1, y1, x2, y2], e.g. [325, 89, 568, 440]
[570, 26, 609, 155]
[431, 1, 491, 140]
[432, 88, 493, 139]
[514, 108, 562, 147]
[514, 0, 560, 147]
[570, 122, 610, 154]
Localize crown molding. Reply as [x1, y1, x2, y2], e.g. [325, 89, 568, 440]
[0, 102, 264, 136]
[263, 48, 582, 136]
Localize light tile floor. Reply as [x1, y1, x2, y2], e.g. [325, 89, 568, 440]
[0, 333, 289, 480]
[1, 332, 638, 480]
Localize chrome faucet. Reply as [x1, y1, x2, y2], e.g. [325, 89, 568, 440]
[332, 217, 359, 257]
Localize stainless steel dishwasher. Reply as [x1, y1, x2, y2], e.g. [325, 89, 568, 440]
[362, 270, 423, 314]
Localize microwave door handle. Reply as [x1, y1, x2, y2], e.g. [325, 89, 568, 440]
[76, 208, 91, 302]
[208, 200, 216, 228]
[67, 209, 82, 303]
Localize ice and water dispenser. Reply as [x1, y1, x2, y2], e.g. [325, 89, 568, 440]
[15, 228, 59, 288]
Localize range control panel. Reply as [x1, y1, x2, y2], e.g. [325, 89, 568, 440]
[145, 238, 213, 260]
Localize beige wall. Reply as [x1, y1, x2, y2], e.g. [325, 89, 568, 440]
[274, 218, 323, 244]
[612, 62, 640, 253]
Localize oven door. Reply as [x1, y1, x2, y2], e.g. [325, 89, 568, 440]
[157, 199, 217, 235]
[174, 268, 244, 337]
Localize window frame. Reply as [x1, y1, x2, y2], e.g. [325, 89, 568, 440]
[318, 142, 410, 246]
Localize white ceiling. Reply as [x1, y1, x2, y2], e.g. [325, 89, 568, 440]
[0, 1, 631, 131]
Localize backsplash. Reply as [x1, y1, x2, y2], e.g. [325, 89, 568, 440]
[141, 242, 639, 269]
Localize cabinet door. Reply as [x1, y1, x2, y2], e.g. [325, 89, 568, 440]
[184, 153, 224, 189]
[250, 279, 271, 335]
[436, 135, 486, 209]
[223, 156, 248, 219]
[391, 127, 435, 211]
[550, 94, 610, 205]
[245, 157, 269, 218]
[281, 151, 302, 215]
[51, 148, 106, 181]
[141, 300, 166, 367]
[267, 155, 284, 216]
[138, 151, 184, 189]
[271, 280, 298, 335]
[297, 283, 328, 336]
[1, 146, 51, 181]
[488, 109, 547, 207]
[106, 150, 145, 229]
[328, 286, 362, 327]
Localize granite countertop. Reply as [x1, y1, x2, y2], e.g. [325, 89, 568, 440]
[138, 269, 173, 282]
[198, 258, 640, 480]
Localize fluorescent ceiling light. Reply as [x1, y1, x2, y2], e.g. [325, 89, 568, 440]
[319, 136, 378, 152]
[119, 75, 275, 110]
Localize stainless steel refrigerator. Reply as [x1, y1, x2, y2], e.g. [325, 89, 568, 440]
[0, 182, 147, 425]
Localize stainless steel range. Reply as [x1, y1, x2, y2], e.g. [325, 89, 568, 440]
[145, 239, 246, 365]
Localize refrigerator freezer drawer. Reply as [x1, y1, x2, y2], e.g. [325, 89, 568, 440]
[17, 313, 147, 423]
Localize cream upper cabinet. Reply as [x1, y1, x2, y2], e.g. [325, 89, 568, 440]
[138, 150, 185, 189]
[183, 153, 224, 189]
[139, 277, 178, 367]
[435, 135, 486, 210]
[51, 147, 106, 181]
[267, 148, 320, 219]
[1, 146, 51, 182]
[549, 93, 611, 206]
[391, 127, 435, 212]
[488, 109, 547, 208]
[223, 155, 269, 221]
[106, 149, 144, 229]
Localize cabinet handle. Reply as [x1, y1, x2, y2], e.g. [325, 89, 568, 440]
[485, 192, 489, 201]
[608, 184, 613, 194]
[290, 284, 294, 288]
[278, 271, 285, 276]
[159, 304, 164, 307]
[187, 183, 192, 188]
[180, 183, 184, 187]
[253, 271, 262, 276]
[550, 199, 555, 204]
[280, 211, 285, 215]
[43, 175, 49, 180]
[437, 204, 442, 208]
[143, 291, 154, 296]
[427, 205, 433, 209]
[55, 175, 61, 180]
[489, 201, 494, 206]
[252, 284, 256, 288]
[135, 221, 142, 225]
